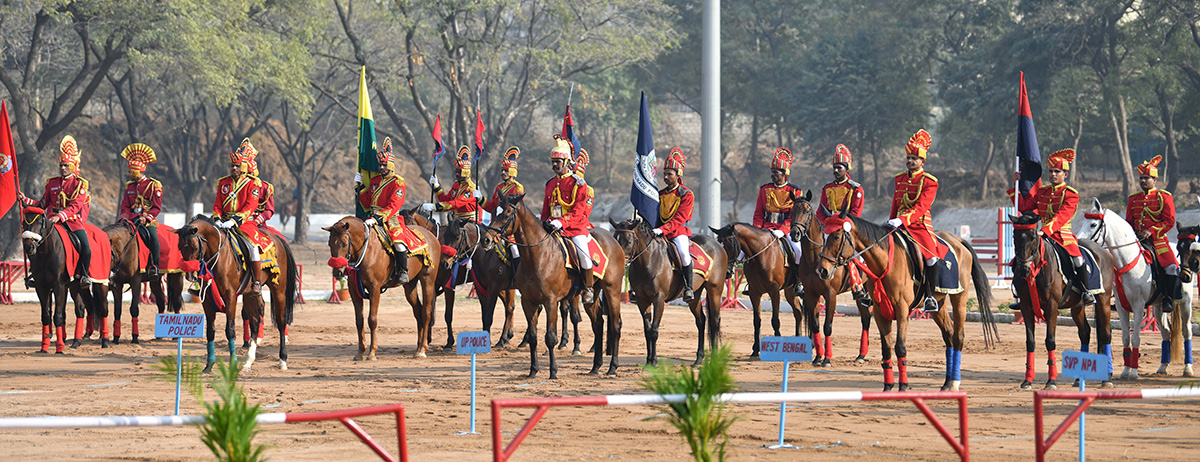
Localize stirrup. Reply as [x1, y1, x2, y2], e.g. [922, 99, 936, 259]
[250, 281, 263, 295]
[922, 296, 939, 313]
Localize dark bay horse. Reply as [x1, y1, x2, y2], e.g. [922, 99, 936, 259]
[177, 216, 298, 372]
[612, 216, 727, 366]
[22, 208, 109, 352]
[439, 217, 525, 349]
[491, 193, 626, 378]
[710, 222, 803, 358]
[816, 216, 998, 391]
[1010, 212, 1114, 389]
[789, 199, 873, 366]
[324, 216, 442, 359]
[105, 222, 185, 344]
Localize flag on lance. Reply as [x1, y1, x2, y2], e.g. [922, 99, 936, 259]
[0, 101, 19, 220]
[630, 91, 658, 223]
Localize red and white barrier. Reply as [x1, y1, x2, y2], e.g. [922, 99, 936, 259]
[0, 403, 409, 462]
[492, 391, 968, 462]
[1034, 386, 1200, 461]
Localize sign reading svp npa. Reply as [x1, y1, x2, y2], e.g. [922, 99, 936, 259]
[154, 313, 205, 338]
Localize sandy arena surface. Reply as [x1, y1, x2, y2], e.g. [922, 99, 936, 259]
[1, 248, 1198, 461]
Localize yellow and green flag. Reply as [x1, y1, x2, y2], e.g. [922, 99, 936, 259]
[355, 66, 379, 219]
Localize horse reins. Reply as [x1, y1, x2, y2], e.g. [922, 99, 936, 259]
[614, 227, 666, 264]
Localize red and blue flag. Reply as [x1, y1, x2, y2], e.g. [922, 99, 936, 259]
[1016, 71, 1042, 194]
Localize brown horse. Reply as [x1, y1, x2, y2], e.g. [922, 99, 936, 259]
[1010, 212, 1114, 389]
[324, 216, 442, 359]
[105, 222, 185, 344]
[438, 217, 528, 349]
[490, 193, 625, 377]
[612, 216, 727, 366]
[815, 216, 998, 391]
[22, 209, 110, 351]
[177, 216, 298, 372]
[789, 199, 874, 366]
[710, 222, 803, 358]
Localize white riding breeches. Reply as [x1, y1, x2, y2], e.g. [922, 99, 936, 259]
[510, 244, 520, 259]
[248, 243, 261, 262]
[925, 257, 938, 267]
[672, 235, 692, 266]
[571, 234, 594, 269]
[1167, 264, 1179, 276]
[788, 238, 802, 265]
[1072, 255, 1085, 268]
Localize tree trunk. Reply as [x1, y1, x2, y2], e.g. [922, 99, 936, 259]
[977, 135, 996, 200]
[1157, 85, 1180, 192]
[1068, 114, 1084, 184]
[1109, 94, 1136, 198]
[294, 175, 310, 244]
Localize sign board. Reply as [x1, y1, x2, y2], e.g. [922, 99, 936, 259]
[456, 331, 491, 355]
[759, 336, 813, 362]
[154, 313, 205, 338]
[1061, 350, 1110, 382]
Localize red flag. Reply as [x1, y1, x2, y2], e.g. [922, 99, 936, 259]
[473, 111, 486, 166]
[0, 101, 19, 219]
[431, 114, 445, 162]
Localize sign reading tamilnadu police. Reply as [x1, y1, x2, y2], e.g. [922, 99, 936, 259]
[759, 336, 813, 362]
[154, 313, 205, 338]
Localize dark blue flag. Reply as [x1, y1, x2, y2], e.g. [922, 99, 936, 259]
[631, 91, 659, 223]
[1017, 71, 1042, 194]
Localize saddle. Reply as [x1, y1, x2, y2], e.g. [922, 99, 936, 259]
[1045, 238, 1103, 295]
[224, 227, 281, 290]
[555, 235, 608, 282]
[895, 230, 962, 297]
[665, 241, 715, 279]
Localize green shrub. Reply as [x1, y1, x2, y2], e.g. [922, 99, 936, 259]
[639, 345, 738, 462]
[157, 355, 267, 462]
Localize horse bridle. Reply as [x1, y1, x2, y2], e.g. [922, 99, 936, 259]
[446, 221, 484, 265]
[614, 225, 665, 265]
[1010, 225, 1048, 277]
[819, 224, 897, 270]
[721, 225, 774, 266]
[492, 203, 559, 249]
[329, 220, 371, 268]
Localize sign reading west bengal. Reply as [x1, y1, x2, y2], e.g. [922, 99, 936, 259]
[154, 313, 206, 338]
[759, 336, 813, 362]
[1061, 350, 1110, 382]
[456, 331, 491, 355]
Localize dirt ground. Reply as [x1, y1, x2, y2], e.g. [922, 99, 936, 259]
[1, 247, 1198, 461]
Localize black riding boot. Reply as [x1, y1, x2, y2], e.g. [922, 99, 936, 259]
[394, 244, 411, 284]
[680, 264, 695, 302]
[922, 264, 940, 312]
[1074, 264, 1096, 306]
[1161, 273, 1180, 313]
[71, 228, 92, 285]
[581, 267, 596, 305]
[140, 224, 161, 276]
[509, 255, 521, 287]
[249, 259, 263, 295]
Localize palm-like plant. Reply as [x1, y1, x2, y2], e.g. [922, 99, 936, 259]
[157, 356, 267, 462]
[640, 345, 738, 462]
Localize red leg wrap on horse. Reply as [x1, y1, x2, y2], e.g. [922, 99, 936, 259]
[243, 320, 250, 341]
[85, 315, 94, 335]
[824, 335, 832, 360]
[859, 330, 869, 357]
[882, 359, 894, 384]
[100, 317, 109, 339]
[898, 357, 909, 384]
[257, 321, 264, 340]
[1123, 347, 1132, 368]
[1131, 348, 1140, 369]
[131, 318, 139, 336]
[813, 333, 823, 357]
[41, 325, 52, 351]
[1047, 350, 1058, 381]
[55, 326, 66, 353]
[113, 319, 121, 338]
[74, 318, 85, 340]
[1025, 351, 1036, 383]
[285, 325, 290, 336]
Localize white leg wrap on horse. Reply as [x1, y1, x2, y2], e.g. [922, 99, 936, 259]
[672, 235, 692, 266]
[571, 235, 594, 269]
[789, 239, 803, 264]
[510, 244, 520, 259]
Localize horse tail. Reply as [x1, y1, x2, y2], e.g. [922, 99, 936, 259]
[1171, 305, 1184, 363]
[280, 237, 297, 327]
[961, 238, 999, 349]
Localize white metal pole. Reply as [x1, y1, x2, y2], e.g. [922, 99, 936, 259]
[699, 0, 721, 234]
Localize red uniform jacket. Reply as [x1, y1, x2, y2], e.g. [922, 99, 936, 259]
[213, 174, 270, 249]
[118, 176, 163, 225]
[1127, 188, 1177, 267]
[358, 173, 412, 243]
[24, 175, 91, 232]
[251, 177, 275, 226]
[817, 178, 864, 221]
[437, 179, 479, 221]
[657, 184, 693, 238]
[891, 169, 944, 260]
[542, 173, 590, 237]
[482, 180, 524, 215]
[753, 182, 802, 231]
[1009, 180, 1081, 257]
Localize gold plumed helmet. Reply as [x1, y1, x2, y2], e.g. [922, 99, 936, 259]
[376, 137, 395, 172]
[455, 145, 472, 176]
[770, 147, 793, 175]
[904, 129, 932, 159]
[502, 146, 520, 177]
[1047, 148, 1076, 171]
[59, 135, 80, 172]
[550, 135, 573, 161]
[121, 143, 157, 172]
[1136, 155, 1162, 178]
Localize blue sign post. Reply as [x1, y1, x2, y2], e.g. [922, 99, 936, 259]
[1060, 349, 1110, 462]
[456, 330, 490, 434]
[155, 313, 205, 415]
[759, 336, 813, 449]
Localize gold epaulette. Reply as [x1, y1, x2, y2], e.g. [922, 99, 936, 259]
[921, 172, 938, 183]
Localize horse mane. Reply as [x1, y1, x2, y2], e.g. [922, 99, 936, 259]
[1012, 212, 1040, 227]
[1180, 224, 1200, 236]
[848, 216, 892, 243]
[191, 214, 215, 225]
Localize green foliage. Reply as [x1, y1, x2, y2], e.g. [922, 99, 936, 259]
[640, 345, 738, 462]
[155, 356, 267, 462]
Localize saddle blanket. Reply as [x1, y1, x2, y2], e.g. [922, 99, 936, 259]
[372, 223, 433, 268]
[227, 231, 282, 287]
[262, 224, 286, 240]
[559, 236, 609, 278]
[933, 236, 962, 294]
[137, 224, 182, 274]
[55, 223, 112, 284]
[678, 242, 715, 279]
[1051, 241, 1104, 294]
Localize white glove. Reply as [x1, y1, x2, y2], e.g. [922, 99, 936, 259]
[652, 228, 664, 236]
[429, 174, 440, 187]
[354, 172, 362, 184]
[218, 220, 236, 229]
[364, 217, 377, 226]
[420, 203, 435, 212]
[886, 218, 902, 228]
[550, 219, 563, 230]
[770, 229, 784, 238]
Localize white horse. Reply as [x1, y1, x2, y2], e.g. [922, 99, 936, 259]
[1081, 199, 1193, 379]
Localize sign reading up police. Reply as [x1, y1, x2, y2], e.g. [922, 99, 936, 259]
[759, 336, 813, 362]
[456, 331, 491, 355]
[1061, 350, 1110, 382]
[155, 313, 206, 338]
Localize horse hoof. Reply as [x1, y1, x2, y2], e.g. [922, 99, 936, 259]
[1155, 365, 1169, 376]
[55, 351, 64, 355]
[202, 364, 213, 374]
[587, 369, 600, 376]
[821, 359, 832, 368]
[368, 356, 378, 362]
[527, 371, 538, 379]
[605, 369, 618, 377]
[854, 355, 868, 364]
[1184, 365, 1195, 377]
[69, 339, 82, 349]
[883, 383, 895, 392]
[82, 333, 93, 340]
[1072, 379, 1080, 387]
[415, 352, 427, 358]
[279, 361, 288, 371]
[241, 363, 253, 373]
[1020, 381, 1033, 390]
[131, 335, 140, 345]
[950, 381, 961, 391]
[1100, 381, 1115, 389]
[36, 349, 48, 354]
[1128, 370, 1140, 380]
[353, 356, 363, 362]
[1044, 382, 1058, 390]
[100, 338, 110, 349]
[572, 349, 582, 356]
[749, 351, 760, 359]
[242, 341, 251, 349]
[898, 383, 909, 392]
